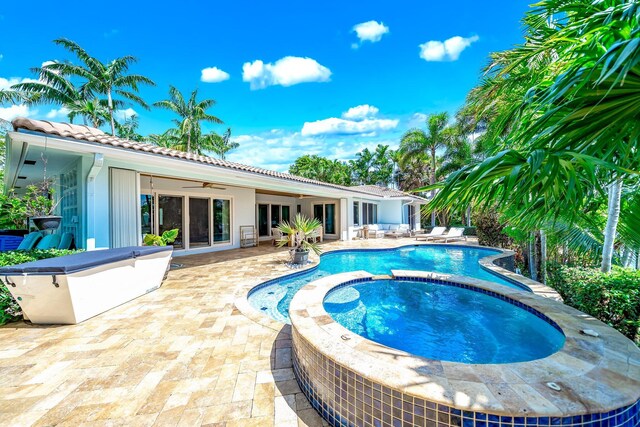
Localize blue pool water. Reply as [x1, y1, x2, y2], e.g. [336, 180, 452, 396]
[325, 279, 565, 363]
[248, 245, 529, 323]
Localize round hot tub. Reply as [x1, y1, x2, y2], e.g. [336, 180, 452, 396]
[290, 270, 640, 427]
[324, 278, 564, 364]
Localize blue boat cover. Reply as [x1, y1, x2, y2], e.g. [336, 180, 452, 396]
[0, 246, 173, 275]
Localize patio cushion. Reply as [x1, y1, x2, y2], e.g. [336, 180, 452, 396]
[16, 232, 43, 250]
[35, 234, 61, 250]
[0, 245, 173, 276]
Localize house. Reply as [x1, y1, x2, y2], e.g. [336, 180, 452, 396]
[3, 118, 427, 254]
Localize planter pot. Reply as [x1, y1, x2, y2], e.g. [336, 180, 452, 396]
[31, 216, 62, 231]
[292, 250, 309, 265]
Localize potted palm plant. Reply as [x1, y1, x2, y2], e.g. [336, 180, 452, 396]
[275, 214, 322, 265]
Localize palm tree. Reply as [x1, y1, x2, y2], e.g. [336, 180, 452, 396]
[146, 128, 181, 149]
[66, 98, 111, 128]
[11, 63, 89, 122]
[115, 114, 144, 141]
[206, 128, 239, 159]
[154, 86, 223, 154]
[399, 112, 455, 226]
[45, 38, 155, 135]
[422, 0, 640, 272]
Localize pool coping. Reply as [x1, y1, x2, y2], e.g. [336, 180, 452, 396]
[289, 270, 640, 417]
[234, 242, 562, 331]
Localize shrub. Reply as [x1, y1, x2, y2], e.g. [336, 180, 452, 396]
[0, 249, 81, 325]
[472, 209, 512, 248]
[546, 262, 640, 344]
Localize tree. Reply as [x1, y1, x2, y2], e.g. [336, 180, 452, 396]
[115, 114, 144, 141]
[154, 86, 223, 154]
[66, 98, 110, 128]
[289, 155, 352, 186]
[45, 38, 155, 135]
[206, 128, 239, 160]
[399, 112, 456, 226]
[422, 0, 640, 272]
[350, 145, 395, 187]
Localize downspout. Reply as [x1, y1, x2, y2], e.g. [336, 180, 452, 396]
[85, 153, 104, 250]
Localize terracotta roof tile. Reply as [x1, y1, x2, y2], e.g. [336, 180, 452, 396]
[11, 117, 426, 202]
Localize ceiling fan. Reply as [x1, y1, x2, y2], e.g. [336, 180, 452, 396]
[182, 182, 226, 190]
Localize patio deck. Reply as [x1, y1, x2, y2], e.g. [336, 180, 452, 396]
[0, 237, 479, 427]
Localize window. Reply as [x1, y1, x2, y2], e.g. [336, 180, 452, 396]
[313, 203, 336, 235]
[353, 202, 360, 226]
[362, 203, 377, 225]
[140, 194, 154, 237]
[297, 204, 301, 214]
[258, 204, 269, 236]
[213, 199, 231, 243]
[271, 204, 281, 228]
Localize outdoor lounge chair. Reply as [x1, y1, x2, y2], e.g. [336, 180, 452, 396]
[0, 245, 173, 324]
[431, 227, 467, 243]
[15, 232, 43, 250]
[34, 234, 61, 250]
[414, 227, 446, 241]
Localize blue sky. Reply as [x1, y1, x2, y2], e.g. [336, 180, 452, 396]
[0, 0, 529, 171]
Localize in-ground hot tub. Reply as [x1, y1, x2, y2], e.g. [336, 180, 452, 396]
[290, 270, 640, 427]
[0, 246, 173, 324]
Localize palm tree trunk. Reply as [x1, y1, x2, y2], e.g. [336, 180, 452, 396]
[601, 178, 622, 273]
[540, 229, 547, 284]
[529, 232, 538, 281]
[430, 147, 436, 227]
[466, 206, 471, 227]
[187, 132, 191, 154]
[107, 89, 115, 135]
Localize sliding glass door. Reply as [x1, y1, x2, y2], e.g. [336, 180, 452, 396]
[158, 195, 184, 249]
[271, 205, 281, 229]
[213, 199, 231, 243]
[189, 198, 210, 247]
[313, 203, 336, 235]
[258, 204, 269, 236]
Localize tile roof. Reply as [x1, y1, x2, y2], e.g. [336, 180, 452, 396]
[11, 117, 427, 202]
[351, 185, 428, 201]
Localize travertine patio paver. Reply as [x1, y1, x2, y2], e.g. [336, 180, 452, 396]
[2, 237, 467, 426]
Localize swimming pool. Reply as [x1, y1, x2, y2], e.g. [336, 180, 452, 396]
[324, 278, 564, 363]
[248, 245, 528, 323]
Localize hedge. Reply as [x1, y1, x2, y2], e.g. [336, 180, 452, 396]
[546, 262, 640, 345]
[0, 249, 81, 325]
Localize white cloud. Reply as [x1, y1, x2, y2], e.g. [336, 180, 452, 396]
[0, 77, 38, 90]
[352, 21, 389, 46]
[45, 107, 70, 120]
[227, 131, 379, 171]
[302, 117, 398, 137]
[201, 67, 230, 83]
[342, 104, 379, 121]
[0, 104, 33, 121]
[408, 112, 428, 127]
[242, 56, 331, 90]
[419, 35, 479, 62]
[115, 108, 137, 121]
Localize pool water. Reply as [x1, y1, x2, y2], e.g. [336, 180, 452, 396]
[324, 279, 565, 363]
[248, 245, 528, 323]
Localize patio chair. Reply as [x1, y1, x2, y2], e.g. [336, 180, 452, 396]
[57, 232, 74, 250]
[272, 228, 289, 246]
[34, 234, 61, 250]
[16, 232, 43, 251]
[431, 227, 467, 243]
[368, 225, 385, 238]
[385, 225, 410, 239]
[307, 226, 323, 243]
[414, 227, 446, 241]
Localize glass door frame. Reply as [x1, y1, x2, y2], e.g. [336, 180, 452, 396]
[143, 189, 234, 251]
